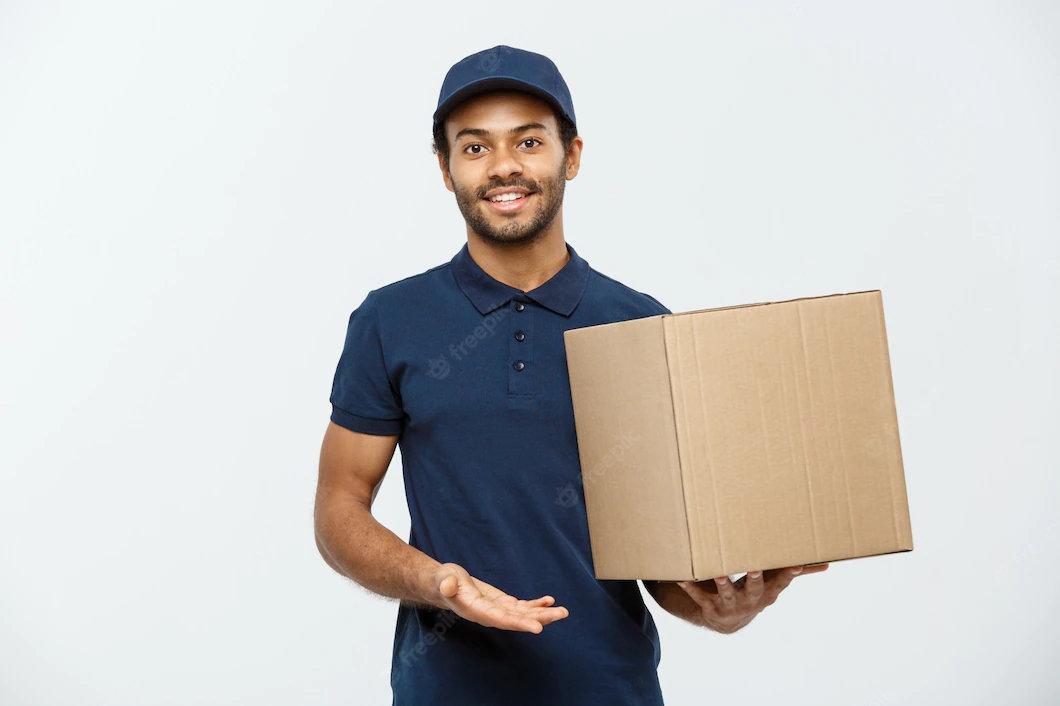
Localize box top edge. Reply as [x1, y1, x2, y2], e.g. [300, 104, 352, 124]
[661, 289, 881, 318]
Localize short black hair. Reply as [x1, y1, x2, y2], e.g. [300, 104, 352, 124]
[432, 106, 578, 172]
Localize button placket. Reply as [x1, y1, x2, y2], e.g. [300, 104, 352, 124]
[508, 297, 534, 395]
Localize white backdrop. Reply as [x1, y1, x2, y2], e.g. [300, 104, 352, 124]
[1, 1, 1058, 704]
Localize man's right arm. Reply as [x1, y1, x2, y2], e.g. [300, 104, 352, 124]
[314, 421, 442, 611]
[314, 419, 571, 632]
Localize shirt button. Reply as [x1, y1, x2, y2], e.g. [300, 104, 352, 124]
[514, 331, 525, 342]
[513, 360, 525, 371]
[514, 302, 525, 312]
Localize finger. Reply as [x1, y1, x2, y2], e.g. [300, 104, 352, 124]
[486, 604, 545, 633]
[677, 581, 727, 623]
[501, 595, 564, 614]
[744, 570, 765, 604]
[768, 565, 803, 594]
[713, 575, 738, 604]
[472, 596, 546, 633]
[445, 577, 535, 632]
[498, 594, 564, 618]
[676, 581, 710, 608]
[444, 572, 566, 633]
[676, 582, 713, 619]
[513, 596, 569, 624]
[472, 581, 562, 611]
[526, 605, 570, 626]
[523, 595, 556, 607]
[501, 602, 569, 629]
[470, 591, 569, 631]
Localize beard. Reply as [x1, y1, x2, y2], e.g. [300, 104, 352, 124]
[451, 157, 567, 246]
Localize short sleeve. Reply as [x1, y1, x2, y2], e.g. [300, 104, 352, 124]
[329, 290, 405, 436]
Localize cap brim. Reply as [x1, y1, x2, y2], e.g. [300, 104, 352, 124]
[433, 76, 567, 126]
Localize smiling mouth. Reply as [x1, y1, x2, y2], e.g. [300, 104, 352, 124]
[484, 192, 534, 213]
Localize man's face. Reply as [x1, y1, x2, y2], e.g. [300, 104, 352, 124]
[440, 91, 581, 245]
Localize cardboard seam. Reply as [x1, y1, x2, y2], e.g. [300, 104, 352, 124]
[689, 315, 725, 576]
[822, 304, 859, 556]
[661, 316, 697, 580]
[795, 303, 822, 559]
[874, 293, 902, 547]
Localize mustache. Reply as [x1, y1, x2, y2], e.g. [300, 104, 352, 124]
[478, 181, 538, 198]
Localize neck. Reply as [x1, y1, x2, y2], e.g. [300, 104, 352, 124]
[465, 224, 570, 293]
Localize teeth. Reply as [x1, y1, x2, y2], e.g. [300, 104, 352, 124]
[489, 192, 527, 202]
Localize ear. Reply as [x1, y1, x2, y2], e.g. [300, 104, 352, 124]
[564, 135, 584, 180]
[437, 152, 455, 193]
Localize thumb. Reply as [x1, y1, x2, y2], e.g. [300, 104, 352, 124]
[438, 572, 459, 598]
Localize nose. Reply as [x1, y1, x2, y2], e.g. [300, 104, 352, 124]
[486, 142, 524, 182]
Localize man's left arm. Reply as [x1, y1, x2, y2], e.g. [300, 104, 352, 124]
[642, 563, 829, 635]
[642, 579, 716, 630]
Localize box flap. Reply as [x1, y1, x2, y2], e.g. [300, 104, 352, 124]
[564, 316, 693, 580]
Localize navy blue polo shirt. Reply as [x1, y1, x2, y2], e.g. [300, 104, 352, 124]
[329, 241, 672, 706]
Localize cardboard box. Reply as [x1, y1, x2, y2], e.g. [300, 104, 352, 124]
[563, 290, 913, 580]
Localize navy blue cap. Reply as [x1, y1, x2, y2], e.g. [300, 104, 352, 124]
[433, 45, 576, 129]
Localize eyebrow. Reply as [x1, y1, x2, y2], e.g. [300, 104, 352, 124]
[453, 122, 552, 143]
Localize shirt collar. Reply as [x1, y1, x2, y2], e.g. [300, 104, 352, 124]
[450, 241, 590, 317]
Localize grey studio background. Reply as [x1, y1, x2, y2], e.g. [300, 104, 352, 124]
[1, 2, 1057, 705]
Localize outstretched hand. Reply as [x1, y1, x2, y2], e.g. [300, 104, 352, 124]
[676, 563, 829, 634]
[432, 562, 570, 634]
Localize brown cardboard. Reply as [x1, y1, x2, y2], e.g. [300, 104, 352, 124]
[563, 290, 913, 580]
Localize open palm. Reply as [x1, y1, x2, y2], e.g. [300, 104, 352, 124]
[433, 562, 569, 634]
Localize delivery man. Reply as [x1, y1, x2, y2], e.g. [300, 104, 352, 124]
[313, 44, 828, 706]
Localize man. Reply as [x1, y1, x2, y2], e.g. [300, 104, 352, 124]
[314, 44, 828, 705]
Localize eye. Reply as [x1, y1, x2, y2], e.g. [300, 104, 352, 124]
[462, 138, 543, 155]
